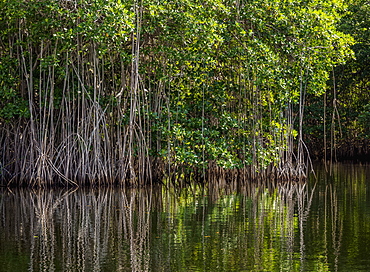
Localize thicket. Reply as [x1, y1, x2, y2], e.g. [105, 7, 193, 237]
[0, 0, 354, 187]
[304, 0, 370, 162]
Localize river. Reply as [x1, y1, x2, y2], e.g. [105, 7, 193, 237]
[1, 163, 369, 271]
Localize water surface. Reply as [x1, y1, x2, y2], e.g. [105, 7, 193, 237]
[0, 163, 369, 271]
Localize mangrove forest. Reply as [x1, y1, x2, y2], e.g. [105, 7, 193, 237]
[0, 0, 369, 187]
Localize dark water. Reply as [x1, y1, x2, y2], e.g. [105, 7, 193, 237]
[1, 163, 370, 271]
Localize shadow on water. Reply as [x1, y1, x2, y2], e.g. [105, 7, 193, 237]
[0, 163, 370, 271]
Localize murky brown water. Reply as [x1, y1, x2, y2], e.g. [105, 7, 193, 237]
[1, 163, 370, 271]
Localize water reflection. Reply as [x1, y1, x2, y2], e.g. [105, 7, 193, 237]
[306, 163, 370, 272]
[0, 164, 370, 271]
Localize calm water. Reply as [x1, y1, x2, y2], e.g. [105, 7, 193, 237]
[1, 163, 370, 271]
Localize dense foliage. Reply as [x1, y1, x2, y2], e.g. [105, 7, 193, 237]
[0, 0, 356, 186]
[304, 0, 369, 161]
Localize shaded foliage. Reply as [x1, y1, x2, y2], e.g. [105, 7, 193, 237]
[304, 0, 370, 161]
